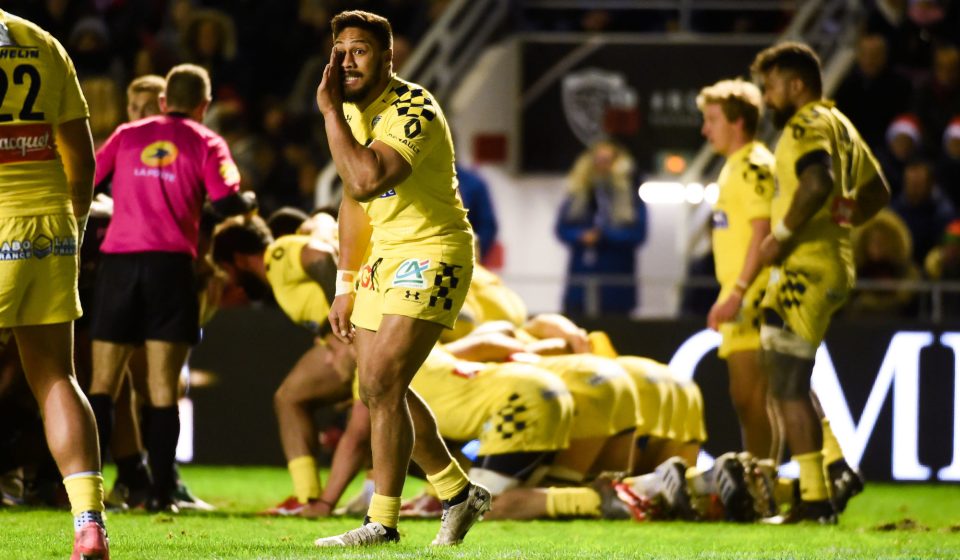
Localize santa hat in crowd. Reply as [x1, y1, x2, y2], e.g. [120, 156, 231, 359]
[944, 116, 960, 147]
[886, 114, 923, 146]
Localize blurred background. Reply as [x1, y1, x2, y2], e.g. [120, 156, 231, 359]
[5, 0, 959, 482]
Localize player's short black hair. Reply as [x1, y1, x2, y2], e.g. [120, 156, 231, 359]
[751, 41, 823, 97]
[331, 10, 393, 50]
[266, 207, 310, 238]
[164, 63, 211, 110]
[212, 217, 273, 264]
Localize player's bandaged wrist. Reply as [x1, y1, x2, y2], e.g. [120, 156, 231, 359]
[772, 221, 793, 242]
[335, 270, 357, 296]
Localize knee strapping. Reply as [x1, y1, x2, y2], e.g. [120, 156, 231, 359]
[760, 325, 816, 360]
[766, 355, 813, 399]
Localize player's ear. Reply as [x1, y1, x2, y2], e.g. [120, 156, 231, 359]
[158, 94, 168, 113]
[383, 47, 393, 71]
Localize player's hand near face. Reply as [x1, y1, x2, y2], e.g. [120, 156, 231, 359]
[317, 48, 345, 116]
[328, 293, 356, 343]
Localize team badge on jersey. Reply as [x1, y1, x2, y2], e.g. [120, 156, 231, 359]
[140, 141, 179, 167]
[393, 258, 430, 288]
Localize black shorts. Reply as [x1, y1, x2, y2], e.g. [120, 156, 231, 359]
[90, 252, 199, 345]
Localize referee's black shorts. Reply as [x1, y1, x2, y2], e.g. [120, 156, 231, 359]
[90, 252, 200, 345]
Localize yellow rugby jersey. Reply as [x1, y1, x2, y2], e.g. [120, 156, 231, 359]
[410, 346, 567, 443]
[343, 76, 473, 256]
[712, 141, 774, 289]
[0, 11, 88, 218]
[264, 235, 330, 334]
[772, 101, 881, 271]
[465, 264, 527, 326]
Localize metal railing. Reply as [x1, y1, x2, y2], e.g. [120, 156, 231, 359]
[520, 0, 801, 33]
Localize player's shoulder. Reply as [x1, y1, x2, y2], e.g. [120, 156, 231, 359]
[745, 141, 775, 168]
[266, 234, 309, 260]
[789, 101, 836, 134]
[1, 11, 53, 45]
[384, 75, 439, 119]
[0, 11, 69, 65]
[176, 116, 226, 143]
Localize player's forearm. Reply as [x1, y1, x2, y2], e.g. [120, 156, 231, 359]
[851, 174, 891, 226]
[337, 196, 372, 271]
[323, 109, 389, 202]
[320, 402, 371, 507]
[737, 221, 771, 290]
[781, 163, 833, 234]
[57, 118, 96, 218]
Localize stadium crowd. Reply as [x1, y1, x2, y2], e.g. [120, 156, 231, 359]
[0, 0, 958, 557]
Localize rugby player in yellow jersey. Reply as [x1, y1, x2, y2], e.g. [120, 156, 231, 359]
[697, 78, 778, 461]
[315, 10, 489, 546]
[0, 9, 109, 558]
[211, 216, 352, 518]
[751, 42, 890, 523]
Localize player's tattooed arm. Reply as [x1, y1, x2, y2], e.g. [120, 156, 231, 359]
[783, 151, 834, 233]
[850, 174, 891, 226]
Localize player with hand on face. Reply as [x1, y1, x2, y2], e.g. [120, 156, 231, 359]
[314, 10, 489, 547]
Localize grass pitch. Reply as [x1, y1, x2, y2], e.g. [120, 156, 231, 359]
[2, 465, 959, 559]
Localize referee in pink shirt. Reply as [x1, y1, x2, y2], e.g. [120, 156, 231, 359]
[85, 64, 256, 511]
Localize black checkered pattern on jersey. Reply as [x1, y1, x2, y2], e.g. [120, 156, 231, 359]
[778, 270, 807, 309]
[391, 85, 436, 121]
[429, 262, 462, 310]
[494, 393, 528, 440]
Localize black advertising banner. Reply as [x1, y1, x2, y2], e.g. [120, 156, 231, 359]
[189, 308, 959, 482]
[576, 316, 960, 483]
[521, 39, 765, 172]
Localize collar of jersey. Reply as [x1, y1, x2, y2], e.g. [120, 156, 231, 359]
[350, 74, 401, 118]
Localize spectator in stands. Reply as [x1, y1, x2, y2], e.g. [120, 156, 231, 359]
[892, 157, 956, 265]
[181, 8, 247, 101]
[924, 218, 960, 316]
[912, 42, 960, 149]
[846, 209, 920, 318]
[456, 165, 499, 263]
[938, 116, 960, 205]
[879, 114, 924, 197]
[556, 140, 647, 316]
[69, 16, 124, 143]
[834, 33, 912, 150]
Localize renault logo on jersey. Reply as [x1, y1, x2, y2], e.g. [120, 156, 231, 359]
[140, 141, 179, 167]
[393, 259, 430, 288]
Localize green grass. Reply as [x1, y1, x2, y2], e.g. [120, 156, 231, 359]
[3, 466, 960, 559]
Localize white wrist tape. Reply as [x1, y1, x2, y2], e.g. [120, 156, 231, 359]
[772, 221, 793, 242]
[335, 270, 357, 296]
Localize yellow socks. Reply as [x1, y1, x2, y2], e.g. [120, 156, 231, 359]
[63, 472, 104, 516]
[288, 456, 320, 504]
[795, 450, 829, 502]
[821, 418, 844, 466]
[367, 493, 401, 528]
[545, 487, 601, 518]
[425, 460, 469, 501]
